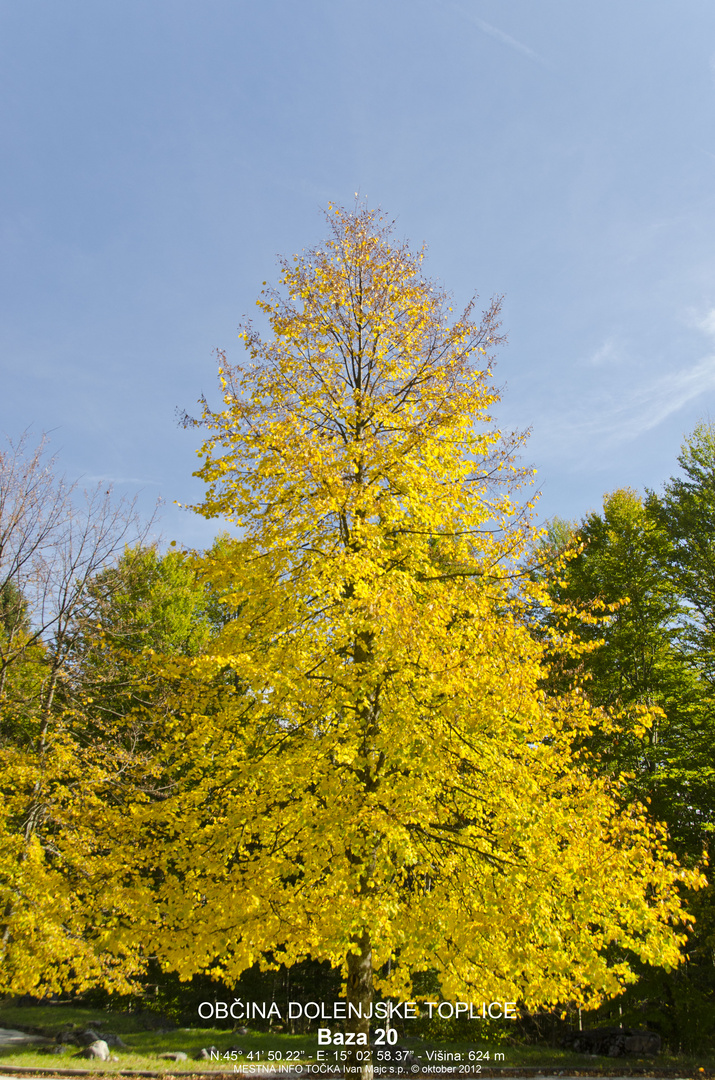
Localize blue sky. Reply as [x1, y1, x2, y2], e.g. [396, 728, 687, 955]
[3, 0, 715, 548]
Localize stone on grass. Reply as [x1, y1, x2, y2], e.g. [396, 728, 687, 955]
[74, 1040, 111, 1061]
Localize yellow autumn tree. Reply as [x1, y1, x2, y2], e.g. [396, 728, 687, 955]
[140, 204, 700, 1047]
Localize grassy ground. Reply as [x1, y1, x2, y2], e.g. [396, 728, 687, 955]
[0, 1004, 712, 1075]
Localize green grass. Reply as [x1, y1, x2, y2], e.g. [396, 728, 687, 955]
[0, 1004, 713, 1075]
[0, 1003, 142, 1035]
[0, 1006, 314, 1073]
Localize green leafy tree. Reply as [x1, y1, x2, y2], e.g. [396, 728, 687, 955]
[538, 490, 700, 832]
[538, 483, 715, 1049]
[650, 421, 715, 684]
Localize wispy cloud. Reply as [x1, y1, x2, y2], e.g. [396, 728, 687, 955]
[564, 353, 715, 446]
[82, 474, 162, 487]
[693, 305, 715, 338]
[585, 337, 621, 367]
[536, 317, 715, 459]
[438, 1, 548, 66]
[613, 355, 715, 438]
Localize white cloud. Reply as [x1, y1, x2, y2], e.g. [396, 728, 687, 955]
[623, 355, 715, 436]
[543, 314, 715, 451]
[586, 337, 621, 367]
[573, 354, 715, 444]
[695, 306, 715, 338]
[534, 332, 715, 461]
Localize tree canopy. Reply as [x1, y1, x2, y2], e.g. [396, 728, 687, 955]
[128, 205, 700, 1049]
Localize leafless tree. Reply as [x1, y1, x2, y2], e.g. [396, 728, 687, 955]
[0, 431, 158, 764]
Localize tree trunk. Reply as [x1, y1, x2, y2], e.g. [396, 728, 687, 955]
[345, 931, 373, 1080]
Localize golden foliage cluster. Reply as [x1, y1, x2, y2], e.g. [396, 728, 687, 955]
[132, 204, 703, 1008]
